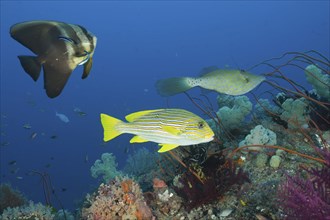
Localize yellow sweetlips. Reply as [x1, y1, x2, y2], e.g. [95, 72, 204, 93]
[100, 108, 214, 153]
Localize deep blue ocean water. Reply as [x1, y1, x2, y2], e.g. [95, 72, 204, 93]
[1, 1, 329, 211]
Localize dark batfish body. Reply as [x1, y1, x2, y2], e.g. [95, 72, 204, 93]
[10, 20, 97, 98]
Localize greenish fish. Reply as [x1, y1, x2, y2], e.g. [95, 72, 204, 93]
[156, 69, 265, 97]
[100, 109, 214, 153]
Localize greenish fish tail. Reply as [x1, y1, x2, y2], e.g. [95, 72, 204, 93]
[155, 77, 192, 97]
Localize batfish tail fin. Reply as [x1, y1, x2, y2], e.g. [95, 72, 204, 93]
[155, 77, 193, 97]
[18, 55, 41, 81]
[100, 113, 124, 142]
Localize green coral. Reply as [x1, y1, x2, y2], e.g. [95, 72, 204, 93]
[0, 201, 54, 219]
[91, 153, 122, 182]
[280, 97, 310, 129]
[305, 64, 330, 100]
[123, 147, 174, 191]
[123, 147, 159, 176]
[213, 94, 252, 130]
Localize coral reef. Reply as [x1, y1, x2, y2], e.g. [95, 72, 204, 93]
[278, 148, 330, 219]
[207, 94, 252, 131]
[54, 209, 75, 220]
[0, 183, 27, 213]
[305, 64, 330, 100]
[0, 201, 55, 220]
[239, 125, 277, 150]
[81, 176, 154, 220]
[144, 178, 183, 217]
[123, 147, 177, 191]
[279, 97, 310, 129]
[90, 152, 122, 182]
[174, 153, 249, 211]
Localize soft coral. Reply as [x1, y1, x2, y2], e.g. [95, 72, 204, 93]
[278, 149, 330, 220]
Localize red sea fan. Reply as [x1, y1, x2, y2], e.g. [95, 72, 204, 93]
[278, 149, 330, 220]
[174, 154, 249, 210]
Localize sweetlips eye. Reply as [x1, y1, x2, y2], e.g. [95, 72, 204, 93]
[198, 121, 205, 129]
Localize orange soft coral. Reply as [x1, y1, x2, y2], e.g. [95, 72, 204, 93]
[81, 176, 154, 220]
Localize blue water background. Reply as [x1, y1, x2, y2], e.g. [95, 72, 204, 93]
[1, 1, 329, 210]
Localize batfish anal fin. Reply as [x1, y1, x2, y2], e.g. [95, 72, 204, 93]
[158, 143, 179, 153]
[130, 135, 149, 143]
[43, 62, 73, 98]
[125, 109, 162, 122]
[82, 57, 93, 79]
[17, 55, 41, 81]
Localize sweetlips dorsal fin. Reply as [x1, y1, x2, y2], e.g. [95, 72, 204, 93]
[125, 109, 162, 122]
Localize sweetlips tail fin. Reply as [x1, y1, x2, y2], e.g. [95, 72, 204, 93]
[100, 113, 124, 142]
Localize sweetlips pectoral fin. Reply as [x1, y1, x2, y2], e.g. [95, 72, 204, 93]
[43, 63, 73, 98]
[18, 56, 41, 81]
[130, 136, 149, 143]
[82, 57, 93, 79]
[162, 125, 181, 135]
[158, 143, 179, 153]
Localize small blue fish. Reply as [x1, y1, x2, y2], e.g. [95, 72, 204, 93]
[56, 112, 69, 123]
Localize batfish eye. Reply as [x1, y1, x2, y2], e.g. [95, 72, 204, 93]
[198, 121, 205, 129]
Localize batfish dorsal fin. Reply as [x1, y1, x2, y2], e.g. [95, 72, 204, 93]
[125, 109, 162, 122]
[43, 62, 73, 98]
[10, 21, 61, 55]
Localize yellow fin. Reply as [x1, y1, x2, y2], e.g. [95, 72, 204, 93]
[158, 143, 179, 153]
[100, 113, 123, 142]
[125, 109, 162, 122]
[162, 125, 181, 135]
[130, 135, 148, 143]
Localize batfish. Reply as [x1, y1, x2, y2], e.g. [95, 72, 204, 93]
[10, 20, 97, 98]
